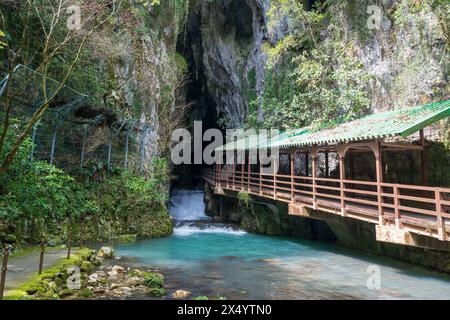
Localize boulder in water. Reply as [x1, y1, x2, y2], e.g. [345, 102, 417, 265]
[172, 290, 191, 299]
[97, 247, 115, 259]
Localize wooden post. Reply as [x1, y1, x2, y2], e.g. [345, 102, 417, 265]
[38, 240, 45, 275]
[338, 149, 346, 217]
[0, 246, 9, 300]
[248, 156, 251, 191]
[225, 164, 230, 189]
[420, 129, 428, 185]
[374, 141, 384, 225]
[273, 153, 277, 200]
[394, 186, 400, 229]
[259, 161, 263, 195]
[231, 163, 235, 189]
[311, 148, 318, 209]
[435, 189, 445, 240]
[241, 161, 244, 190]
[290, 150, 295, 202]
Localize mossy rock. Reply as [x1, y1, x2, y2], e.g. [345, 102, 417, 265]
[59, 288, 76, 298]
[193, 296, 209, 300]
[4, 248, 94, 300]
[116, 233, 138, 243]
[97, 247, 115, 259]
[35, 287, 59, 300]
[143, 272, 164, 288]
[80, 260, 92, 273]
[128, 269, 143, 277]
[148, 287, 166, 297]
[77, 288, 94, 298]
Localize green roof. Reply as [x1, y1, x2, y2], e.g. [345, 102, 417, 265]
[216, 128, 308, 151]
[273, 99, 450, 148]
[216, 99, 450, 151]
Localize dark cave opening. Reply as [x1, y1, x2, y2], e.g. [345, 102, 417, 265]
[172, 9, 222, 189]
[171, 0, 258, 190]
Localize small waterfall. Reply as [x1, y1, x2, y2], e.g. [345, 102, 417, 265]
[173, 223, 247, 236]
[169, 189, 246, 235]
[169, 189, 209, 221]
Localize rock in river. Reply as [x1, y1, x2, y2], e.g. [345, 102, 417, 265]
[172, 290, 191, 299]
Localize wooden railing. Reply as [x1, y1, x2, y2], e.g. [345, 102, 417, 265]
[202, 167, 450, 241]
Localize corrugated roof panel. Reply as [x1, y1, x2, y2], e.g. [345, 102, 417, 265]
[271, 99, 449, 148]
[214, 99, 450, 151]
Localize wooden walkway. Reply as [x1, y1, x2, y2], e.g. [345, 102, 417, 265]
[202, 168, 450, 242]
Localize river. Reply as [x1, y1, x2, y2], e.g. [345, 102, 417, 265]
[115, 189, 450, 300]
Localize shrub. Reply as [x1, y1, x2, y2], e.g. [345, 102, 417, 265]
[143, 272, 164, 288]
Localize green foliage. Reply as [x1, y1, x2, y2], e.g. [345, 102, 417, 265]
[0, 129, 92, 242]
[74, 158, 172, 241]
[247, 0, 372, 130]
[143, 272, 164, 288]
[0, 29, 6, 49]
[0, 125, 172, 244]
[238, 191, 251, 208]
[148, 287, 166, 297]
[174, 52, 188, 76]
[4, 248, 94, 300]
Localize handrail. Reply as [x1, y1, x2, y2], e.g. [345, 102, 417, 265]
[202, 167, 450, 241]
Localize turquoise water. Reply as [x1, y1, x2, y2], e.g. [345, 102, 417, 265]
[117, 224, 450, 300]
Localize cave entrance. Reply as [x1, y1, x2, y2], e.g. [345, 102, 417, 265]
[172, 11, 223, 189]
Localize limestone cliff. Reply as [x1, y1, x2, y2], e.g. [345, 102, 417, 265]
[181, 0, 269, 128]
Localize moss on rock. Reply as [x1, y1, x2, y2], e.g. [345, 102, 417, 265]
[4, 248, 96, 300]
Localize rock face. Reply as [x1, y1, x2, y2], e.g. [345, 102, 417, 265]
[204, 184, 336, 240]
[350, 1, 448, 111]
[181, 0, 269, 128]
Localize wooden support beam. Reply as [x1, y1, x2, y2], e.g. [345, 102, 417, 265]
[381, 142, 424, 151]
[232, 164, 235, 190]
[339, 155, 346, 217]
[248, 157, 251, 191]
[273, 154, 277, 200]
[435, 190, 445, 240]
[241, 162, 244, 189]
[290, 150, 295, 202]
[420, 129, 428, 186]
[311, 147, 318, 209]
[374, 141, 384, 225]
[259, 160, 263, 195]
[394, 185, 401, 229]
